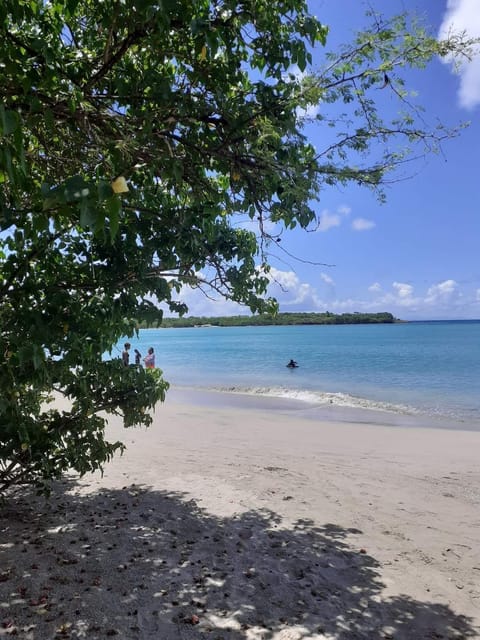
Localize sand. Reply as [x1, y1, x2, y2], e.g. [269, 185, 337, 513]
[1, 391, 479, 639]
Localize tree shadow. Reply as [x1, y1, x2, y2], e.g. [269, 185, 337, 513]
[0, 481, 477, 639]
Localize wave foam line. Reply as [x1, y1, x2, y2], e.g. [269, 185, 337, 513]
[214, 385, 420, 416]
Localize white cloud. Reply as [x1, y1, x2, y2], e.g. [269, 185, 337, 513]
[371, 282, 419, 310]
[317, 205, 351, 232]
[320, 272, 335, 285]
[369, 279, 471, 317]
[267, 267, 300, 290]
[287, 65, 321, 121]
[297, 103, 320, 120]
[160, 268, 480, 321]
[351, 217, 376, 231]
[425, 279, 460, 304]
[439, 0, 480, 109]
[393, 282, 414, 299]
[317, 209, 342, 232]
[164, 286, 246, 317]
[316, 206, 375, 233]
[267, 267, 322, 306]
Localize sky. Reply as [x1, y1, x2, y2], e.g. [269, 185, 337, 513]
[176, 0, 480, 320]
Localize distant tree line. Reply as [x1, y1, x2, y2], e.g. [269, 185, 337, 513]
[146, 312, 399, 329]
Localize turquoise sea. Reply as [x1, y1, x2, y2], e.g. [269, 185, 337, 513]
[121, 321, 480, 430]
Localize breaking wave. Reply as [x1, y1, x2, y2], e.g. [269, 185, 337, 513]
[208, 385, 421, 416]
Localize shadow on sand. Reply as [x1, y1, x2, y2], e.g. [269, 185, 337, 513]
[1, 481, 477, 639]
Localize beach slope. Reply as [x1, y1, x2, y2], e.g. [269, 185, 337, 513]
[1, 395, 479, 639]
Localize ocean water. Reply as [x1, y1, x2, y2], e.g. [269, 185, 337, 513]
[121, 321, 480, 429]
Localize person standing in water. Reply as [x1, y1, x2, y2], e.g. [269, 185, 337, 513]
[144, 347, 155, 369]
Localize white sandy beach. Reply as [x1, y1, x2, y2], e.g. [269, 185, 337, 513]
[1, 392, 479, 639]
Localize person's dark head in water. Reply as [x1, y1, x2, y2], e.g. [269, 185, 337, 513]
[287, 359, 298, 368]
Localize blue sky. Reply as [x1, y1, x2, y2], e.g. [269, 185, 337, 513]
[178, 0, 480, 320]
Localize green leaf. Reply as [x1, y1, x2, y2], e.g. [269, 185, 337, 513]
[106, 196, 121, 240]
[98, 180, 114, 201]
[63, 175, 90, 201]
[79, 199, 97, 229]
[0, 106, 19, 136]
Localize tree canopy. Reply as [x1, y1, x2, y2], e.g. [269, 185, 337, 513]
[0, 0, 477, 492]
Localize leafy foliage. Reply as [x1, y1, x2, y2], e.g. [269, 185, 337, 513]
[0, 0, 477, 492]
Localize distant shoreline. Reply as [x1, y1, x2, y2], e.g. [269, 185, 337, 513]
[141, 311, 400, 329]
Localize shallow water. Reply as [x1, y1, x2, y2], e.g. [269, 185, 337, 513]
[117, 320, 480, 429]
